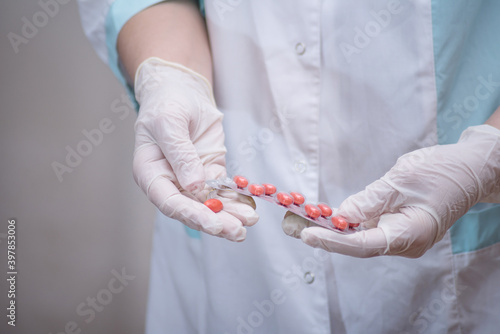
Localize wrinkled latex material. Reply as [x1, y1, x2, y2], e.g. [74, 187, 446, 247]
[283, 125, 500, 258]
[133, 57, 258, 241]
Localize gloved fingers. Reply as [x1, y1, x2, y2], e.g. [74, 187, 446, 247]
[156, 185, 246, 242]
[193, 115, 227, 164]
[133, 154, 230, 240]
[149, 176, 224, 235]
[378, 207, 438, 258]
[217, 189, 257, 210]
[281, 212, 316, 239]
[337, 179, 404, 224]
[481, 191, 500, 203]
[151, 180, 251, 241]
[218, 197, 259, 227]
[133, 143, 179, 192]
[178, 176, 259, 229]
[133, 125, 157, 149]
[193, 190, 259, 227]
[148, 114, 206, 193]
[300, 207, 438, 258]
[300, 226, 388, 258]
[201, 160, 256, 207]
[363, 216, 381, 229]
[214, 210, 247, 242]
[202, 161, 259, 224]
[202, 160, 227, 181]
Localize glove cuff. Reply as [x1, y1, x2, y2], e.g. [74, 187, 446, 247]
[459, 124, 500, 203]
[134, 57, 216, 106]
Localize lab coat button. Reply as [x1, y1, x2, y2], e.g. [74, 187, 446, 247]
[293, 159, 307, 174]
[304, 271, 315, 284]
[295, 43, 306, 55]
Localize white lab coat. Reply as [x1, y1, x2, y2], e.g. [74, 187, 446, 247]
[77, 1, 500, 333]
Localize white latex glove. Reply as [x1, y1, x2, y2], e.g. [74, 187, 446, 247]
[282, 125, 500, 258]
[133, 57, 258, 241]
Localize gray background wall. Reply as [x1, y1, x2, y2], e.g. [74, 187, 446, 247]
[0, 1, 156, 333]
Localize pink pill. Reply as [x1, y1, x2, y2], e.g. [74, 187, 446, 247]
[233, 175, 248, 188]
[204, 199, 223, 213]
[317, 203, 333, 217]
[277, 192, 294, 206]
[305, 204, 321, 219]
[262, 183, 277, 195]
[331, 216, 348, 230]
[290, 192, 305, 205]
[248, 184, 265, 196]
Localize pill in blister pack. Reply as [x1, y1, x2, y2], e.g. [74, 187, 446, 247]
[205, 176, 361, 234]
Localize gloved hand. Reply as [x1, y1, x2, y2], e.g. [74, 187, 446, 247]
[282, 124, 500, 258]
[133, 57, 258, 241]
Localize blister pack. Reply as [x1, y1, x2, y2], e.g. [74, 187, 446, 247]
[205, 176, 361, 234]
